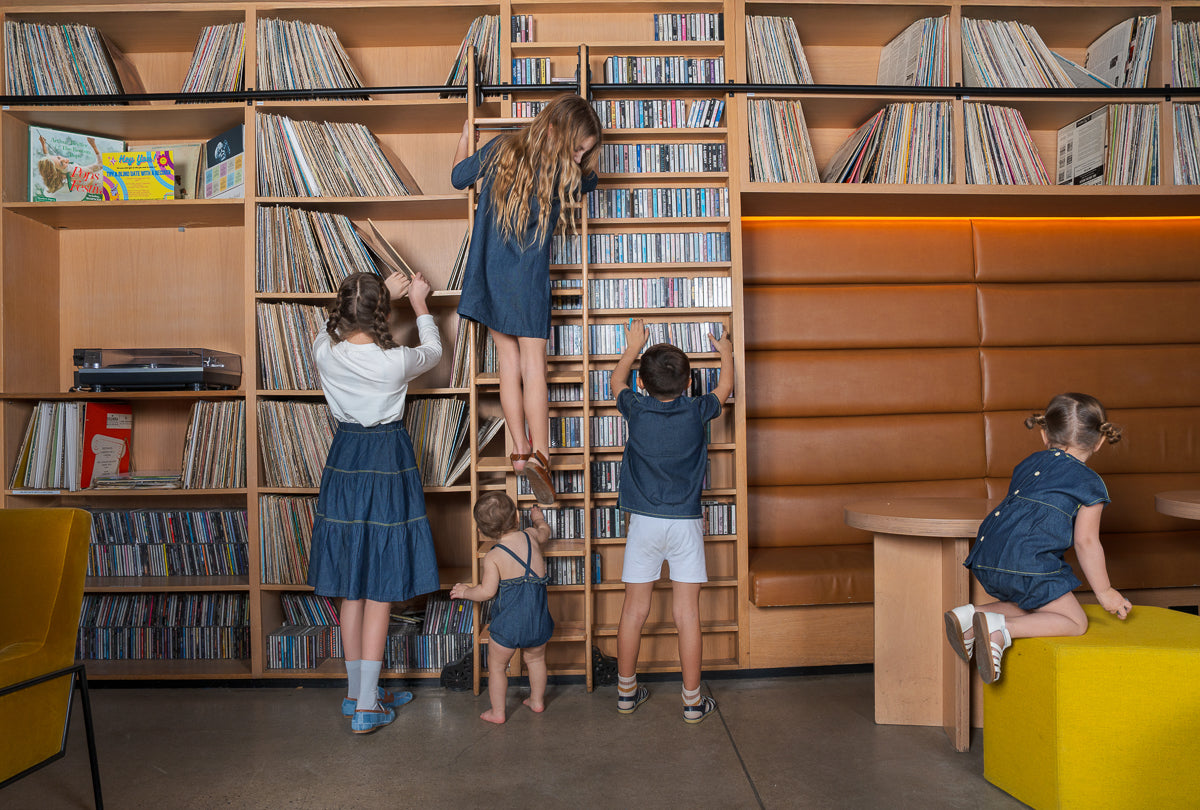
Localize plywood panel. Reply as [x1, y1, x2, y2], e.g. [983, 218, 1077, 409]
[3, 211, 61, 392]
[57, 226, 245, 390]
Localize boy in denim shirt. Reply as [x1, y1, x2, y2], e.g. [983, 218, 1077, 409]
[612, 318, 734, 723]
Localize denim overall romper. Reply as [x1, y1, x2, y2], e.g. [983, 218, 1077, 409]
[486, 531, 555, 649]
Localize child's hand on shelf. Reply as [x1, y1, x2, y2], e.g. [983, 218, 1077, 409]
[384, 271, 411, 300]
[710, 329, 733, 357]
[408, 272, 432, 305]
[530, 504, 546, 525]
[450, 582, 469, 601]
[624, 318, 649, 353]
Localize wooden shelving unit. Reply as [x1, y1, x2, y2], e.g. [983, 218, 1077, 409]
[3, 0, 1197, 685]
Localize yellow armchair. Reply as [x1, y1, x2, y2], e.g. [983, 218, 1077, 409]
[0, 508, 102, 808]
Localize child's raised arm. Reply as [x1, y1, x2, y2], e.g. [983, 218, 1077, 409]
[526, 505, 552, 547]
[453, 119, 472, 166]
[710, 329, 735, 402]
[450, 554, 501, 603]
[1073, 503, 1132, 619]
[612, 318, 649, 398]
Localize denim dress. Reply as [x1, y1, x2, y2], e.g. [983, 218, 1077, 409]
[965, 448, 1110, 610]
[452, 139, 598, 339]
[486, 531, 554, 650]
[307, 422, 440, 602]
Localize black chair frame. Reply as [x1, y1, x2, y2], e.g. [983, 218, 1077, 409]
[0, 663, 103, 809]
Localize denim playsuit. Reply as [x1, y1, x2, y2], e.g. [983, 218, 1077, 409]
[965, 448, 1110, 610]
[486, 531, 554, 650]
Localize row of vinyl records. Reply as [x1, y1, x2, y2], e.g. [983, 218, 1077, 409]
[550, 233, 732, 266]
[747, 14, 1169, 90]
[602, 56, 725, 85]
[587, 186, 729, 219]
[600, 143, 728, 174]
[257, 399, 503, 489]
[4, 15, 498, 97]
[255, 112, 418, 198]
[587, 277, 733, 310]
[511, 99, 725, 129]
[748, 97, 1170, 186]
[564, 322, 726, 358]
[16, 13, 1200, 102]
[256, 205, 468, 294]
[10, 400, 244, 492]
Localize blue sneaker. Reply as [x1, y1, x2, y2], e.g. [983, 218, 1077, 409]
[351, 706, 396, 734]
[342, 688, 414, 718]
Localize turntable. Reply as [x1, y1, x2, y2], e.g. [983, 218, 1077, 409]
[73, 348, 241, 392]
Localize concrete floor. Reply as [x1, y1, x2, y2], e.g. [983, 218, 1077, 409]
[4, 671, 1024, 810]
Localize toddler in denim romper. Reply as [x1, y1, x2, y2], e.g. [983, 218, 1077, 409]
[945, 393, 1132, 684]
[451, 493, 554, 723]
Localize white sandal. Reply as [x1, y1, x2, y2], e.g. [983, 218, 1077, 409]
[972, 611, 1012, 684]
[943, 604, 976, 663]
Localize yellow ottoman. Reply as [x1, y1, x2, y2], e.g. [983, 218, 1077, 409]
[983, 604, 1200, 810]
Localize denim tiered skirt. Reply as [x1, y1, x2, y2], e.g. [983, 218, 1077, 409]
[307, 421, 440, 602]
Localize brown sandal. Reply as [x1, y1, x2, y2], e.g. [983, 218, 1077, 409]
[509, 452, 531, 473]
[522, 450, 556, 505]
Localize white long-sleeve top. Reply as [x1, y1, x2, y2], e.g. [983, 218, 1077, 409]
[311, 314, 442, 427]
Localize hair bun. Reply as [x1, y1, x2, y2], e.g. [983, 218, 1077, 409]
[1023, 413, 1047, 430]
[1100, 421, 1123, 444]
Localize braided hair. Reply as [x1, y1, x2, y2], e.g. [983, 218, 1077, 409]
[1025, 392, 1122, 448]
[325, 272, 397, 350]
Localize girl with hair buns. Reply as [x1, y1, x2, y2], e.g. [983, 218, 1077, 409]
[945, 392, 1132, 684]
[451, 94, 602, 506]
[308, 270, 442, 733]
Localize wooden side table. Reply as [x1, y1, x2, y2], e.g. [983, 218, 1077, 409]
[1155, 491, 1200, 520]
[845, 497, 991, 753]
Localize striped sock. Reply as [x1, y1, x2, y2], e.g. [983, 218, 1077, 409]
[618, 674, 637, 698]
[682, 686, 701, 706]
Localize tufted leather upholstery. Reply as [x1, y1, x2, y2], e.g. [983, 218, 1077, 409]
[744, 217, 1200, 623]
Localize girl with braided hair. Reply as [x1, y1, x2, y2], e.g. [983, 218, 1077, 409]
[945, 392, 1132, 684]
[308, 270, 442, 733]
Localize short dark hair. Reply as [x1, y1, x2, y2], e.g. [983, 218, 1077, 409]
[638, 343, 691, 398]
[473, 491, 518, 539]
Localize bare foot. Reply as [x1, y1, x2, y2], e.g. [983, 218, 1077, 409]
[480, 709, 506, 724]
[523, 697, 545, 713]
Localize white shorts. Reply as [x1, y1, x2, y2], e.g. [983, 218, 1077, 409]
[621, 514, 707, 584]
